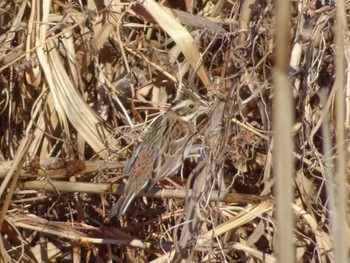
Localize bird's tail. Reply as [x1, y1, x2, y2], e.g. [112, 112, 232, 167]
[108, 192, 135, 219]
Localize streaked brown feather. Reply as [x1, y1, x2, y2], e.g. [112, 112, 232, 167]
[108, 89, 205, 219]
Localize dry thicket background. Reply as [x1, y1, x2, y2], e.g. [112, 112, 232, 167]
[0, 0, 349, 262]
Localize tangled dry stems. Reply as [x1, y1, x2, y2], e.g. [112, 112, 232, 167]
[0, 0, 348, 262]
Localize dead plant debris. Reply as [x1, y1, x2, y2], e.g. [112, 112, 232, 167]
[0, 0, 348, 262]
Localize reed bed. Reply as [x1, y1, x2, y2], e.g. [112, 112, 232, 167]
[0, 0, 349, 262]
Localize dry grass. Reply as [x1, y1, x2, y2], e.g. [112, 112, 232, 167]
[0, 0, 349, 262]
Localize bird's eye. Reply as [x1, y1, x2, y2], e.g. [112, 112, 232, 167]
[189, 104, 194, 109]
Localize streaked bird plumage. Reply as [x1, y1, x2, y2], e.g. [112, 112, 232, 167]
[108, 88, 205, 219]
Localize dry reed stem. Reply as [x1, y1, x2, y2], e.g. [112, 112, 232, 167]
[0, 0, 348, 262]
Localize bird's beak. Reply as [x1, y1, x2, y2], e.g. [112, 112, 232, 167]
[198, 101, 209, 114]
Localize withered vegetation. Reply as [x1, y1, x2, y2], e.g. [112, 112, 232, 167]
[0, 0, 347, 262]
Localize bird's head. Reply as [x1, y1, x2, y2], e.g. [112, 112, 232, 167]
[170, 89, 208, 122]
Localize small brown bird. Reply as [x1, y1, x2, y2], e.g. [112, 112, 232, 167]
[109, 88, 206, 219]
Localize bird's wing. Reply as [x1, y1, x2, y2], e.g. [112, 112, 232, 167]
[148, 118, 191, 189]
[123, 141, 142, 176]
[109, 118, 164, 219]
[109, 147, 154, 218]
[124, 114, 164, 175]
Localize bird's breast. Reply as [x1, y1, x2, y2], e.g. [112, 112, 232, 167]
[167, 119, 189, 142]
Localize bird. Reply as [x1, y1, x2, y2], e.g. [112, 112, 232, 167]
[108, 87, 206, 219]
